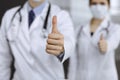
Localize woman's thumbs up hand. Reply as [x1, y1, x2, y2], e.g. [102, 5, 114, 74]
[98, 34, 107, 54]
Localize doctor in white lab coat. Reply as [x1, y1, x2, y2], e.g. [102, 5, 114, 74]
[0, 0, 75, 80]
[69, 0, 120, 80]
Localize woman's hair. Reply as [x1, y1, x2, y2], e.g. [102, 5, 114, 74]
[89, 0, 110, 6]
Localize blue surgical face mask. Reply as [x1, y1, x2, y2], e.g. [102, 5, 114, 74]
[90, 4, 109, 19]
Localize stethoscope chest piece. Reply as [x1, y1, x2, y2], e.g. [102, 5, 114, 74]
[42, 29, 48, 38]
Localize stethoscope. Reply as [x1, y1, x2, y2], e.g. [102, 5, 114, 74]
[10, 3, 51, 38]
[77, 21, 110, 38]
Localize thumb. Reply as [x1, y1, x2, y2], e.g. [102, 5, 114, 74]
[100, 34, 104, 40]
[52, 16, 59, 33]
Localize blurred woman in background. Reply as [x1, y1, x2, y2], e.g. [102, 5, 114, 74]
[69, 0, 120, 80]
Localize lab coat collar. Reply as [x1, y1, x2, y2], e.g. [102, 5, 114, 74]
[92, 16, 111, 37]
[99, 16, 111, 29]
[39, 2, 50, 20]
[82, 16, 110, 39]
[29, 2, 50, 33]
[27, 0, 47, 17]
[21, 2, 29, 17]
[21, 1, 50, 20]
[20, 1, 50, 33]
[27, 1, 50, 20]
[20, 2, 30, 42]
[82, 23, 91, 38]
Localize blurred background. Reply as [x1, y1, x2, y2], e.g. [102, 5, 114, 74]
[0, 0, 120, 79]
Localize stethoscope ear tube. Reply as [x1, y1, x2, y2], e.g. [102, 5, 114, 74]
[11, 3, 51, 28]
[10, 3, 51, 38]
[43, 3, 51, 30]
[11, 5, 23, 23]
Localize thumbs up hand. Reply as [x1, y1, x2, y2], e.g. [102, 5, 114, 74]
[98, 34, 108, 53]
[46, 16, 64, 56]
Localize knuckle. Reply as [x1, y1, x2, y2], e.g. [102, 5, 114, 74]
[47, 39, 50, 43]
[47, 50, 52, 54]
[48, 34, 51, 38]
[46, 45, 49, 48]
[100, 44, 103, 46]
[46, 49, 49, 53]
[57, 46, 62, 50]
[56, 46, 59, 50]
[59, 46, 63, 50]
[56, 51, 60, 55]
[48, 34, 54, 39]
[60, 40, 64, 45]
[59, 40, 62, 45]
[60, 34, 64, 39]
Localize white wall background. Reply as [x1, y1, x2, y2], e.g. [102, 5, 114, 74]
[49, 0, 92, 26]
[70, 0, 92, 26]
[49, 0, 70, 11]
[49, 0, 120, 24]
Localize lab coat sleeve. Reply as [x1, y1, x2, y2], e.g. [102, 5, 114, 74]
[57, 11, 75, 63]
[106, 24, 120, 53]
[0, 12, 13, 80]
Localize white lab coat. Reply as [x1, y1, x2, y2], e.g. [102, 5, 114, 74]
[0, 2, 75, 80]
[68, 17, 120, 80]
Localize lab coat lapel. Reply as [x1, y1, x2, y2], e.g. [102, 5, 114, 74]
[82, 23, 91, 39]
[29, 2, 50, 33]
[20, 2, 30, 43]
[93, 18, 109, 38]
[16, 2, 35, 65]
